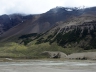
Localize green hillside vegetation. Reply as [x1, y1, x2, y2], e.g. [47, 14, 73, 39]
[34, 27, 96, 50]
[0, 41, 85, 59]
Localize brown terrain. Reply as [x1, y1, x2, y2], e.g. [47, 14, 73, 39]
[1, 7, 96, 41]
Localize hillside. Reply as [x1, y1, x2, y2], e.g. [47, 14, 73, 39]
[0, 7, 96, 58]
[0, 7, 89, 41]
[19, 16, 96, 49]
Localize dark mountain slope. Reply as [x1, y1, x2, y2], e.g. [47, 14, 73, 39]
[26, 20, 96, 50]
[19, 13, 96, 49]
[0, 14, 33, 35]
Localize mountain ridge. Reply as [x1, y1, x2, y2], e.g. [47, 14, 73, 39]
[0, 6, 96, 49]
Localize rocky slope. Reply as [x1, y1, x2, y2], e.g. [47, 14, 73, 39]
[0, 7, 84, 41]
[18, 7, 96, 49]
[0, 7, 96, 50]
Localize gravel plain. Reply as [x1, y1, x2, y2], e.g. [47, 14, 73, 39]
[0, 59, 96, 72]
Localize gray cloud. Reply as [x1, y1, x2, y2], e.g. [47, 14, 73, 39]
[0, 0, 96, 15]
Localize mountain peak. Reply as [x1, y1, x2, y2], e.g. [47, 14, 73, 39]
[47, 6, 80, 14]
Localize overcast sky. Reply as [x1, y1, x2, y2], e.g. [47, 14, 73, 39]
[0, 0, 96, 15]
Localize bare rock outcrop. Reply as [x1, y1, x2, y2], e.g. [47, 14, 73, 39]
[42, 51, 67, 58]
[67, 52, 96, 60]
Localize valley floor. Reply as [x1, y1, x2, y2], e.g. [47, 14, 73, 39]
[0, 59, 96, 72]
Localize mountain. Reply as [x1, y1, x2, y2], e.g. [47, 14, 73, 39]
[0, 14, 33, 35]
[0, 6, 96, 58]
[18, 7, 96, 49]
[0, 6, 96, 49]
[0, 7, 82, 41]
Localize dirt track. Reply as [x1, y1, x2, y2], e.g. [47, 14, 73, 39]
[0, 60, 96, 72]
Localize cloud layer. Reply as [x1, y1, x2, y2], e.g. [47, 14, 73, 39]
[0, 0, 96, 15]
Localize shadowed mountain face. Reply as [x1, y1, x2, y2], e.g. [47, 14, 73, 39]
[0, 14, 33, 34]
[0, 6, 96, 43]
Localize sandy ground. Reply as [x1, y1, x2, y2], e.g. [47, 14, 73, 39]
[0, 59, 96, 72]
